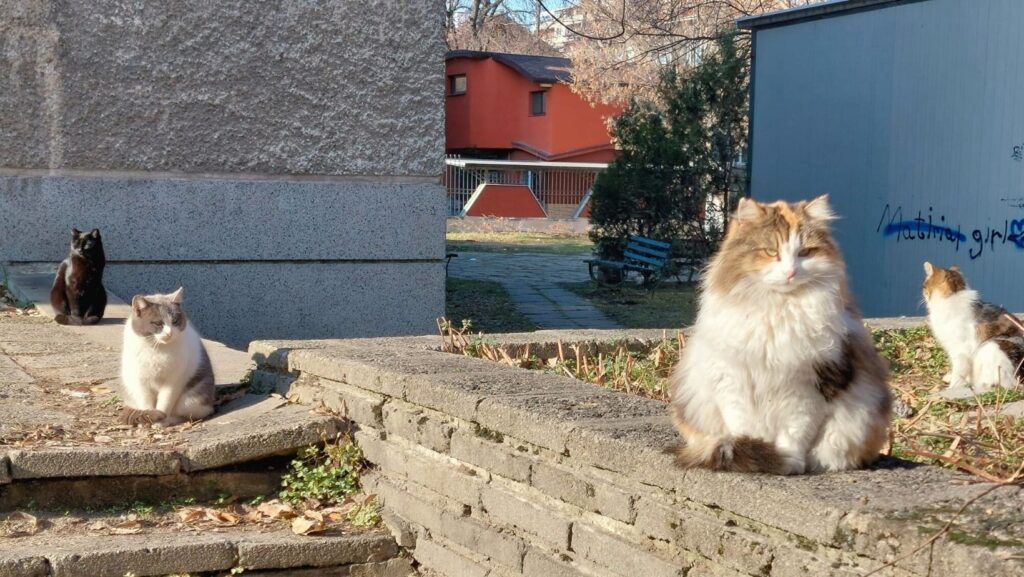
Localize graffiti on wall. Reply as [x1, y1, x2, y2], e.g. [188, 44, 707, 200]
[877, 204, 1024, 260]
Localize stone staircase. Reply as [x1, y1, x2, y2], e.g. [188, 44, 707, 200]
[0, 266, 412, 576]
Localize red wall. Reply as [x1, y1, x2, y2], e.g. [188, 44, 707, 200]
[445, 57, 622, 162]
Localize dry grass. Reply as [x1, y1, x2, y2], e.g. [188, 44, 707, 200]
[441, 319, 1024, 482]
[446, 231, 593, 255]
[876, 327, 1024, 482]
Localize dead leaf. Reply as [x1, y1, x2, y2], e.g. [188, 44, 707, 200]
[93, 435, 113, 444]
[1, 512, 40, 537]
[205, 509, 240, 526]
[291, 516, 326, 535]
[90, 384, 113, 395]
[257, 500, 297, 520]
[177, 508, 206, 523]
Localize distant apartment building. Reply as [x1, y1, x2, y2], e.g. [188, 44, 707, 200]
[537, 5, 585, 50]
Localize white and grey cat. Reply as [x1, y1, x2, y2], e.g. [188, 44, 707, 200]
[669, 196, 892, 475]
[120, 287, 215, 426]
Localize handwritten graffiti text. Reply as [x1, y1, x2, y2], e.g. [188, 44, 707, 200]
[876, 205, 1024, 260]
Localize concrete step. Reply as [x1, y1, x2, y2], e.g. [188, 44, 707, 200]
[0, 394, 343, 510]
[0, 515, 410, 577]
[0, 269, 344, 510]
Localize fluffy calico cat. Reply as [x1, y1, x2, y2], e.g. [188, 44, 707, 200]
[50, 228, 107, 325]
[668, 195, 892, 475]
[922, 262, 1024, 391]
[120, 288, 215, 426]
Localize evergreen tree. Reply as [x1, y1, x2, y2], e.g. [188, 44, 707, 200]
[589, 32, 749, 280]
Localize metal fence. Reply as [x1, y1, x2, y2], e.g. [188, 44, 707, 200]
[443, 156, 607, 218]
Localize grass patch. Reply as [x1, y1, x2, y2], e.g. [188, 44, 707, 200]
[447, 231, 593, 255]
[562, 281, 698, 329]
[444, 322, 1024, 481]
[446, 277, 537, 333]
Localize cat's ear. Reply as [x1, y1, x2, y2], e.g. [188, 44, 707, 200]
[949, 265, 960, 272]
[89, 229, 100, 238]
[71, 228, 81, 237]
[735, 198, 764, 224]
[169, 287, 184, 303]
[803, 194, 836, 222]
[132, 295, 149, 315]
[923, 261, 934, 278]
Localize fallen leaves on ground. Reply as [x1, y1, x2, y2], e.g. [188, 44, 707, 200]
[165, 494, 378, 536]
[0, 512, 41, 537]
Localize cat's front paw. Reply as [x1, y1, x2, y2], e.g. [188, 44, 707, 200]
[120, 407, 166, 426]
[942, 372, 953, 384]
[947, 376, 970, 389]
[157, 415, 186, 428]
[778, 452, 807, 475]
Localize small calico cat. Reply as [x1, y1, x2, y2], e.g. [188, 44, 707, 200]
[922, 262, 1024, 391]
[120, 288, 215, 426]
[668, 195, 892, 475]
[50, 228, 107, 325]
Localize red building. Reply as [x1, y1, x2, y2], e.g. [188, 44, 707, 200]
[445, 50, 622, 163]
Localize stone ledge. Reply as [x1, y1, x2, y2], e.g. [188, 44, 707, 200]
[251, 330, 1024, 577]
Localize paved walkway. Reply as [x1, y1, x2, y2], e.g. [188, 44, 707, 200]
[448, 251, 622, 330]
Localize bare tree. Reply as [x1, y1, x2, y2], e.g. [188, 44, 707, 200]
[446, 0, 561, 55]
[544, 0, 826, 104]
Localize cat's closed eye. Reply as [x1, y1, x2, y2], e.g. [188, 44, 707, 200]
[152, 321, 164, 329]
[798, 247, 818, 257]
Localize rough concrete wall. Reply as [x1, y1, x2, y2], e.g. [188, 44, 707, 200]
[1, 0, 443, 176]
[0, 0, 445, 346]
[108, 261, 441, 349]
[251, 330, 1024, 577]
[1, 177, 443, 261]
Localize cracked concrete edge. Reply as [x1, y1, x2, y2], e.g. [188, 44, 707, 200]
[180, 413, 345, 472]
[0, 530, 401, 577]
[6, 448, 183, 479]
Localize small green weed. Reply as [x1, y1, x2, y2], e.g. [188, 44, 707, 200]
[158, 496, 196, 511]
[280, 440, 364, 505]
[347, 498, 381, 529]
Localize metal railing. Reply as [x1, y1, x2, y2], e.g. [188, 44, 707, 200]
[443, 156, 607, 218]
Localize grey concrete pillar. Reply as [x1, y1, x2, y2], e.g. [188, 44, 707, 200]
[0, 0, 446, 347]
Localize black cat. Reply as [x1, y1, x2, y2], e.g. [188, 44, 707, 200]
[50, 228, 107, 325]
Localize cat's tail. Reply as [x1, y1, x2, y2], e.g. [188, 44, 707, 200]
[666, 434, 787, 474]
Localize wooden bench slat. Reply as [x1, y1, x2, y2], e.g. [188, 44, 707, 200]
[627, 242, 670, 259]
[624, 250, 667, 268]
[629, 235, 672, 249]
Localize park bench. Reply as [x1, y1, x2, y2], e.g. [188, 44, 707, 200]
[585, 235, 672, 287]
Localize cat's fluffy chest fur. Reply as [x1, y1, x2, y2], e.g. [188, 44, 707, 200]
[926, 289, 980, 360]
[122, 322, 204, 388]
[695, 287, 847, 371]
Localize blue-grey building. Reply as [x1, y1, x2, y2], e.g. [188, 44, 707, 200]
[740, 0, 1024, 317]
